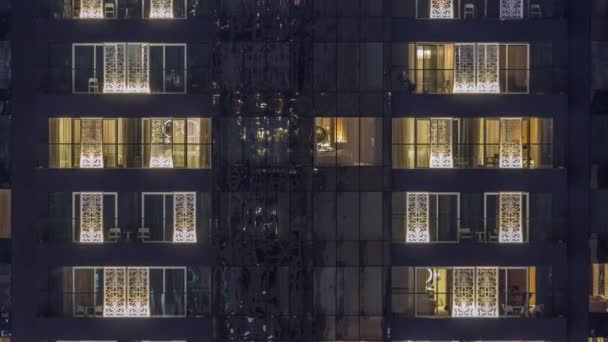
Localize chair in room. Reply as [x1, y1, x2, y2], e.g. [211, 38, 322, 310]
[458, 227, 473, 241]
[463, 3, 475, 19]
[137, 227, 151, 242]
[88, 77, 99, 93]
[530, 3, 542, 19]
[104, 2, 116, 18]
[107, 227, 121, 242]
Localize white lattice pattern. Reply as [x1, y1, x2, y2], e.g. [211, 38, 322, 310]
[173, 192, 197, 243]
[79, 0, 103, 18]
[103, 267, 126, 317]
[452, 267, 476, 317]
[127, 268, 150, 317]
[477, 44, 500, 93]
[500, 0, 524, 19]
[79, 192, 104, 243]
[103, 44, 126, 93]
[499, 118, 523, 168]
[149, 119, 174, 168]
[430, 0, 454, 19]
[405, 193, 430, 243]
[80, 118, 104, 168]
[453, 44, 477, 93]
[476, 267, 499, 317]
[430, 118, 453, 168]
[499, 192, 523, 243]
[150, 0, 175, 18]
[126, 44, 150, 93]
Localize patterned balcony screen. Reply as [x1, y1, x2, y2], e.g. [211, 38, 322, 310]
[127, 267, 150, 317]
[430, 0, 454, 19]
[150, 0, 175, 18]
[149, 119, 174, 168]
[103, 267, 126, 317]
[453, 44, 477, 93]
[79, 192, 104, 243]
[79, 0, 104, 18]
[498, 192, 524, 243]
[477, 44, 500, 93]
[173, 192, 197, 243]
[452, 267, 476, 317]
[500, 0, 524, 19]
[79, 118, 104, 168]
[126, 44, 150, 93]
[499, 118, 523, 168]
[103, 43, 126, 93]
[430, 118, 453, 168]
[476, 267, 499, 317]
[406, 192, 430, 243]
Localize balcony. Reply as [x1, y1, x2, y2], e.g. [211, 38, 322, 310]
[39, 191, 211, 245]
[39, 0, 195, 20]
[41, 267, 211, 318]
[393, 0, 565, 20]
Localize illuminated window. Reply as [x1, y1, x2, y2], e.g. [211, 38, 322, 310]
[141, 192, 201, 243]
[0, 189, 9, 238]
[314, 117, 382, 166]
[392, 117, 553, 169]
[484, 192, 529, 243]
[49, 118, 212, 169]
[408, 43, 529, 94]
[394, 192, 459, 243]
[72, 192, 118, 243]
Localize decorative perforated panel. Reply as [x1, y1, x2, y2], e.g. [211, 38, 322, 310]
[79, 0, 103, 18]
[430, 0, 454, 19]
[406, 193, 430, 243]
[127, 267, 150, 317]
[452, 267, 476, 317]
[103, 267, 126, 317]
[499, 118, 523, 168]
[500, 0, 524, 19]
[476, 267, 499, 317]
[499, 192, 523, 243]
[149, 119, 174, 168]
[173, 192, 197, 243]
[126, 44, 150, 93]
[150, 0, 175, 18]
[103, 44, 126, 93]
[430, 118, 453, 168]
[79, 192, 104, 243]
[453, 44, 477, 93]
[477, 44, 500, 93]
[80, 118, 104, 168]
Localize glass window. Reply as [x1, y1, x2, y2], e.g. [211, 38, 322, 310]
[314, 117, 383, 166]
[0, 190, 8, 238]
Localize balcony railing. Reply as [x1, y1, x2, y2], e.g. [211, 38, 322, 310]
[38, 0, 198, 20]
[39, 290, 210, 318]
[42, 143, 212, 169]
[38, 217, 208, 244]
[391, 68, 567, 95]
[40, 66, 210, 94]
[392, 143, 561, 169]
[393, 0, 565, 20]
[391, 216, 566, 244]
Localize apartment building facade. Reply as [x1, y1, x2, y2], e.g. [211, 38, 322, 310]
[9, 0, 592, 341]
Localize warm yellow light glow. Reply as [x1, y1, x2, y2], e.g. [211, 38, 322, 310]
[173, 192, 197, 243]
[150, 0, 175, 19]
[79, 192, 104, 243]
[79, 0, 104, 19]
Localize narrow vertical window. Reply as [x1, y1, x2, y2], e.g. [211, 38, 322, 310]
[476, 267, 499, 317]
[173, 192, 197, 243]
[126, 44, 150, 93]
[79, 118, 104, 168]
[79, 0, 103, 19]
[430, 118, 453, 168]
[103, 267, 126, 317]
[499, 118, 523, 168]
[452, 267, 476, 317]
[477, 44, 500, 93]
[149, 119, 174, 168]
[453, 44, 477, 93]
[127, 267, 150, 317]
[103, 44, 126, 93]
[430, 0, 454, 19]
[406, 193, 430, 243]
[150, 0, 175, 19]
[500, 0, 524, 19]
[79, 192, 104, 243]
[499, 192, 523, 243]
